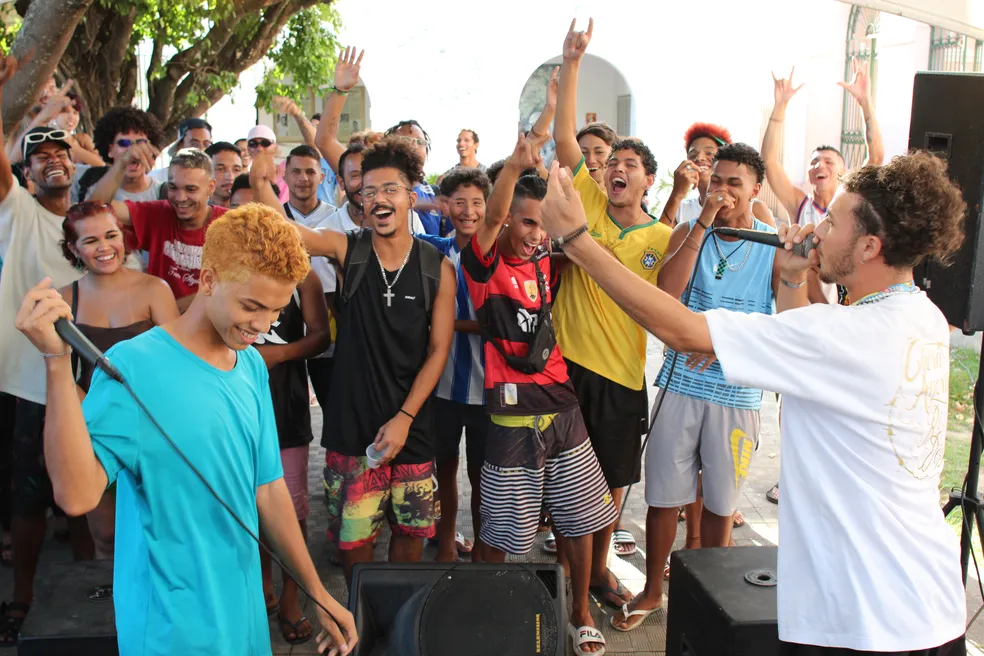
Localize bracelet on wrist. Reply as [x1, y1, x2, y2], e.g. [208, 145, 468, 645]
[42, 349, 71, 360]
[331, 86, 350, 96]
[529, 127, 544, 139]
[696, 219, 711, 230]
[554, 224, 589, 249]
[780, 277, 806, 289]
[398, 408, 415, 421]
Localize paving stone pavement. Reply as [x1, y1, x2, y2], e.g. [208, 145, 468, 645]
[6, 336, 984, 654]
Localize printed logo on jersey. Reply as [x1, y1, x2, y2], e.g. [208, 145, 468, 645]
[516, 307, 538, 333]
[640, 248, 662, 271]
[524, 279, 539, 302]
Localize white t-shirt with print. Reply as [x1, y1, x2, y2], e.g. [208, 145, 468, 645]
[705, 292, 964, 651]
[0, 184, 83, 404]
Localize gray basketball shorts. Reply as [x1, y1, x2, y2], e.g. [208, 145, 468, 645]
[644, 389, 760, 516]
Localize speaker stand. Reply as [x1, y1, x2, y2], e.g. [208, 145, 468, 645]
[942, 353, 984, 585]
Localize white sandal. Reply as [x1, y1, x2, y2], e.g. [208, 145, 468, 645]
[612, 529, 637, 557]
[609, 598, 663, 632]
[568, 623, 606, 656]
[543, 531, 557, 554]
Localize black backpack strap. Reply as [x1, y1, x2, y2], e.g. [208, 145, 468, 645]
[70, 280, 80, 380]
[339, 228, 373, 308]
[417, 238, 444, 314]
[283, 202, 294, 219]
[157, 181, 168, 200]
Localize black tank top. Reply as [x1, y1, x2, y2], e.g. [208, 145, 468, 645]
[323, 234, 434, 464]
[257, 290, 313, 449]
[71, 280, 154, 393]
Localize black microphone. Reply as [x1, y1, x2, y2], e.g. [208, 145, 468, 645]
[54, 318, 125, 384]
[714, 227, 817, 259]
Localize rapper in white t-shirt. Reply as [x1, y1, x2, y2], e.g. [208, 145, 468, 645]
[538, 152, 967, 654]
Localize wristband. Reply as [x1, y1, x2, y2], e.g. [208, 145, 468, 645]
[696, 219, 711, 230]
[529, 127, 544, 139]
[554, 224, 589, 249]
[780, 277, 806, 289]
[398, 408, 415, 421]
[42, 349, 71, 360]
[331, 86, 350, 96]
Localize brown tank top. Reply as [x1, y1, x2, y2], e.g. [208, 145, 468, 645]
[71, 280, 154, 392]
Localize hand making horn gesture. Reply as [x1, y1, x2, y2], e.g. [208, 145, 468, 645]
[772, 66, 804, 107]
[563, 17, 593, 62]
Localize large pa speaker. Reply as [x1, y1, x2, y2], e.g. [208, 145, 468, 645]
[18, 560, 117, 655]
[349, 562, 565, 656]
[909, 71, 984, 333]
[665, 546, 778, 656]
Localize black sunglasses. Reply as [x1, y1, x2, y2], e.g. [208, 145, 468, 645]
[116, 138, 149, 148]
[248, 139, 272, 149]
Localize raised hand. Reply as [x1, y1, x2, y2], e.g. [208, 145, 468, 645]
[838, 57, 872, 108]
[562, 18, 593, 62]
[776, 222, 819, 278]
[508, 131, 542, 172]
[541, 160, 588, 239]
[671, 160, 700, 197]
[545, 66, 560, 109]
[249, 152, 278, 186]
[699, 189, 737, 224]
[119, 141, 159, 174]
[0, 50, 31, 89]
[272, 95, 301, 117]
[772, 66, 804, 107]
[334, 46, 364, 93]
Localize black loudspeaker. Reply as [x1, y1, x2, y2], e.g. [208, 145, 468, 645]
[665, 546, 779, 656]
[349, 562, 565, 656]
[909, 71, 984, 333]
[18, 560, 118, 655]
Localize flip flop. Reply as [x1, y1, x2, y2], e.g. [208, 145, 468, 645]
[612, 529, 637, 557]
[426, 532, 474, 554]
[543, 531, 557, 554]
[278, 614, 313, 645]
[733, 509, 746, 528]
[610, 597, 664, 633]
[766, 484, 779, 504]
[589, 571, 632, 610]
[568, 623, 606, 656]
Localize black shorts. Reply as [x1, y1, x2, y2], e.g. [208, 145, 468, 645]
[779, 636, 966, 656]
[432, 396, 489, 466]
[11, 397, 55, 515]
[566, 359, 648, 489]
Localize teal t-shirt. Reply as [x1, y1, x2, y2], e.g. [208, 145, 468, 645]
[83, 327, 283, 655]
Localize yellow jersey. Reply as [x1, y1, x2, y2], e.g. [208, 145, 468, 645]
[554, 159, 672, 390]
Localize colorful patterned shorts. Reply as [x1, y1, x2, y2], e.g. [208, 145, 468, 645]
[323, 450, 438, 550]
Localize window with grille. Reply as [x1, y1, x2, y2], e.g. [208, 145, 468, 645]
[840, 6, 879, 170]
[929, 27, 982, 72]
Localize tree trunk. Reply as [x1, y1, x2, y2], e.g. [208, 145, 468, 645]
[1, 0, 94, 134]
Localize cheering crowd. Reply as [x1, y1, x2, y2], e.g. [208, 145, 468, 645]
[0, 15, 971, 656]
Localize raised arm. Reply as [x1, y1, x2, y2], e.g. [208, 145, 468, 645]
[659, 160, 700, 227]
[272, 96, 317, 149]
[838, 57, 884, 167]
[762, 67, 807, 219]
[476, 132, 542, 256]
[88, 142, 159, 224]
[15, 279, 109, 515]
[0, 54, 32, 203]
[8, 79, 74, 165]
[315, 47, 363, 174]
[657, 191, 735, 298]
[373, 256, 456, 464]
[554, 18, 593, 171]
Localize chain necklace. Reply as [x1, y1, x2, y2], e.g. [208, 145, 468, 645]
[374, 237, 413, 307]
[712, 235, 752, 279]
[851, 280, 917, 306]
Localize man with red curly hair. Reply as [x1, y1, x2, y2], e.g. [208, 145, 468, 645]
[14, 206, 357, 655]
[661, 122, 775, 229]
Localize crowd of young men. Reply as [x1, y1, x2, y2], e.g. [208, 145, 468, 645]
[0, 14, 970, 656]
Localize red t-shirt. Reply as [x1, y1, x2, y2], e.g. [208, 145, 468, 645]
[126, 201, 228, 299]
[461, 236, 577, 415]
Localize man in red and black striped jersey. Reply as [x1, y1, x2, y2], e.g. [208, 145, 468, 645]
[461, 133, 617, 656]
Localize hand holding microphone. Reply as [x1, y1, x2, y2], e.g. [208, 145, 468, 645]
[776, 222, 820, 281]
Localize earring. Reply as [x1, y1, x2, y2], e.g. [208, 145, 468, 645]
[74, 259, 86, 273]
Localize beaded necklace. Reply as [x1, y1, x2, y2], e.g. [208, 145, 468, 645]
[850, 281, 918, 306]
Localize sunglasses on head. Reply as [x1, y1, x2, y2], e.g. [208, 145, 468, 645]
[248, 139, 272, 149]
[115, 138, 149, 148]
[25, 130, 69, 145]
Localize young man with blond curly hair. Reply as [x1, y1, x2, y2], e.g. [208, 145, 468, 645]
[14, 204, 357, 656]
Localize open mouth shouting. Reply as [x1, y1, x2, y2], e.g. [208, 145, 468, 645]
[609, 174, 628, 196]
[44, 166, 68, 183]
[371, 204, 395, 225]
[519, 237, 538, 258]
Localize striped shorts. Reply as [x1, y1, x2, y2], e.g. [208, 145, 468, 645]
[479, 407, 618, 555]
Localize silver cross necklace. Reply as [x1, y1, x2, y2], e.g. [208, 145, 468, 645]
[373, 236, 413, 307]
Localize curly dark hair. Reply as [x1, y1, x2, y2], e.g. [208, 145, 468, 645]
[842, 152, 966, 268]
[610, 138, 657, 177]
[714, 142, 766, 184]
[440, 167, 491, 200]
[92, 107, 166, 162]
[361, 136, 424, 186]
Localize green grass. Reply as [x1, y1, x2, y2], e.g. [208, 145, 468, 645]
[941, 346, 981, 562]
